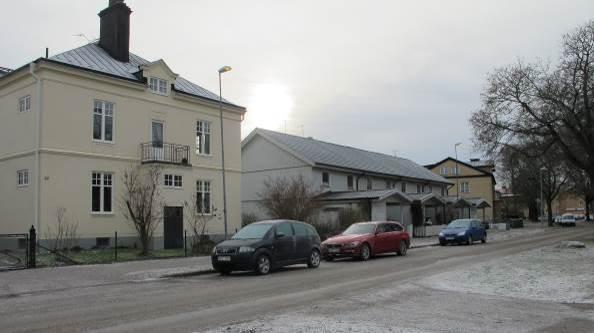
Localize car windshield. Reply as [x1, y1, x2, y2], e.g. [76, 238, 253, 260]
[232, 223, 273, 240]
[343, 223, 375, 235]
[562, 216, 574, 221]
[447, 220, 471, 228]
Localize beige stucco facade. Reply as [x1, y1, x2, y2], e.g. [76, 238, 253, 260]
[0, 60, 244, 248]
[427, 159, 496, 221]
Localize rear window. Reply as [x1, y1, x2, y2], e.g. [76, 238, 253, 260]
[306, 224, 319, 237]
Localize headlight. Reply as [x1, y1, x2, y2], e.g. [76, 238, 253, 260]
[344, 241, 360, 248]
[239, 246, 255, 253]
[212, 246, 217, 254]
[438, 232, 444, 237]
[457, 231, 466, 236]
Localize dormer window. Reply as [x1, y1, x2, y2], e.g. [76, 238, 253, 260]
[149, 77, 168, 95]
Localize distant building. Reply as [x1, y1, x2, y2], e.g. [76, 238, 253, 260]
[0, 1, 246, 249]
[242, 128, 453, 230]
[425, 157, 496, 221]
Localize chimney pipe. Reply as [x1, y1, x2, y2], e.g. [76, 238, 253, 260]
[98, 0, 131, 62]
[45, 48, 49, 59]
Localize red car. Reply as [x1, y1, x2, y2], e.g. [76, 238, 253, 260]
[321, 221, 410, 261]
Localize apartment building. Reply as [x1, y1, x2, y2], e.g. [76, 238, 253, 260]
[0, 1, 246, 249]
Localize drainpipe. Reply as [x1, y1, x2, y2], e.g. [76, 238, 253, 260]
[30, 62, 43, 234]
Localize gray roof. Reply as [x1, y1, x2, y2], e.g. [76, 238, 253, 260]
[0, 67, 11, 78]
[255, 128, 452, 184]
[48, 43, 238, 106]
[317, 189, 412, 202]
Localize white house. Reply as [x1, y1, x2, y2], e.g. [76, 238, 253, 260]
[241, 129, 453, 230]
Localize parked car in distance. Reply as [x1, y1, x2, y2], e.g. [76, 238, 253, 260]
[557, 214, 577, 227]
[439, 219, 487, 246]
[321, 221, 410, 261]
[211, 220, 321, 275]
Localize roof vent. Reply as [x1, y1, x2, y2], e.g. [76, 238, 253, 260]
[98, 0, 132, 62]
[470, 158, 480, 162]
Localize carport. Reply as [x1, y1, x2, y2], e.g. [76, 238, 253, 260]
[450, 197, 491, 220]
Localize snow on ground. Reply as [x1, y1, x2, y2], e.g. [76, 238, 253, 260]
[422, 240, 594, 304]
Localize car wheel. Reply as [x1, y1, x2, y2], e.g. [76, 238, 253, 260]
[359, 243, 371, 261]
[467, 235, 473, 245]
[397, 241, 408, 256]
[255, 254, 271, 275]
[481, 233, 487, 244]
[439, 240, 446, 246]
[308, 249, 321, 268]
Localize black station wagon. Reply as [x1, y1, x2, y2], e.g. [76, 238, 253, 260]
[211, 220, 322, 275]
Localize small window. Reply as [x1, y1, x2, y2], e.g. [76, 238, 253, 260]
[461, 181, 470, 193]
[19, 95, 31, 113]
[17, 169, 29, 187]
[366, 177, 372, 190]
[174, 175, 182, 188]
[92, 172, 113, 213]
[196, 180, 211, 214]
[322, 172, 330, 186]
[196, 120, 212, 155]
[347, 175, 354, 190]
[149, 77, 168, 95]
[96, 237, 110, 248]
[164, 174, 173, 187]
[93, 100, 114, 142]
[440, 166, 449, 175]
[401, 182, 406, 193]
[164, 174, 183, 188]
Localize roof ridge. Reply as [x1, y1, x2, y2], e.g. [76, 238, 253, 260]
[258, 128, 412, 163]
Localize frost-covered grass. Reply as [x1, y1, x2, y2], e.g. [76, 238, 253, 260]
[422, 241, 594, 303]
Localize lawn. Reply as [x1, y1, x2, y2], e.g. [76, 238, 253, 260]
[37, 248, 191, 267]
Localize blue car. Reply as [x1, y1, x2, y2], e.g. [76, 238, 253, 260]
[439, 219, 487, 246]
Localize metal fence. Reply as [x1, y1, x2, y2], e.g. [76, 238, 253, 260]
[0, 233, 29, 271]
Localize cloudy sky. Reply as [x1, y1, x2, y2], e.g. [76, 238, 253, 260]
[3, 0, 594, 164]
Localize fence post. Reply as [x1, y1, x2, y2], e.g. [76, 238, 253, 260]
[184, 230, 187, 257]
[114, 231, 118, 262]
[28, 225, 36, 268]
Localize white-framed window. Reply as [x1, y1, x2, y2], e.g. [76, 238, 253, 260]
[366, 177, 372, 190]
[92, 172, 113, 213]
[347, 175, 354, 190]
[322, 172, 330, 186]
[196, 180, 212, 214]
[19, 95, 31, 113]
[196, 120, 211, 155]
[453, 166, 459, 175]
[17, 169, 29, 187]
[401, 182, 406, 193]
[149, 77, 168, 95]
[93, 100, 114, 142]
[164, 174, 183, 188]
[440, 166, 449, 175]
[460, 181, 470, 193]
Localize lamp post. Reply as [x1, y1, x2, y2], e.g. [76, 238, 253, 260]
[218, 66, 232, 239]
[540, 167, 546, 224]
[454, 142, 462, 199]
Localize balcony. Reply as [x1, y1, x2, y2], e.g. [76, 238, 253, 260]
[140, 142, 191, 166]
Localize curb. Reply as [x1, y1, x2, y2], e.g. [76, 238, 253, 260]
[410, 243, 439, 249]
[161, 268, 216, 278]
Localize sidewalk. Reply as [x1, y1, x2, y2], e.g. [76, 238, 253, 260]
[0, 255, 213, 298]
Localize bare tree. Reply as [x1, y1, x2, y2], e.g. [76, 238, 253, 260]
[471, 21, 594, 183]
[566, 166, 594, 221]
[45, 207, 79, 252]
[121, 165, 163, 256]
[257, 175, 320, 221]
[184, 194, 218, 254]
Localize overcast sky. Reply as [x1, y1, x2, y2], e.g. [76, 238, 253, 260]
[3, 0, 594, 164]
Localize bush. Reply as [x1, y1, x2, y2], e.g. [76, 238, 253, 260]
[337, 207, 366, 230]
[242, 212, 258, 227]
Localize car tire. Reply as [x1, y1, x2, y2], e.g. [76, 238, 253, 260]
[397, 241, 408, 256]
[481, 233, 487, 244]
[359, 243, 371, 261]
[439, 240, 446, 246]
[467, 235, 473, 245]
[255, 254, 271, 275]
[307, 249, 321, 268]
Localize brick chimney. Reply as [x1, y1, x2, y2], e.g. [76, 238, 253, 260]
[98, 0, 132, 62]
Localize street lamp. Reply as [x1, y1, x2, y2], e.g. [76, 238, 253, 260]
[218, 66, 232, 239]
[454, 142, 462, 199]
[540, 166, 546, 224]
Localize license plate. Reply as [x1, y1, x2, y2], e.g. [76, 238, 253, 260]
[328, 248, 340, 253]
[446, 237, 454, 241]
[218, 256, 231, 262]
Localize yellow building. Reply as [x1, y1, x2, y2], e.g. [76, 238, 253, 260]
[0, 1, 246, 249]
[426, 158, 496, 221]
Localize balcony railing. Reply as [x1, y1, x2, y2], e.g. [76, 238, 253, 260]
[140, 142, 191, 166]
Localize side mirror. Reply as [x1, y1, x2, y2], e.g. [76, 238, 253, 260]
[276, 232, 286, 239]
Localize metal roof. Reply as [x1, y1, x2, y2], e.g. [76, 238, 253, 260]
[255, 128, 452, 185]
[48, 43, 238, 106]
[0, 67, 11, 78]
[317, 189, 413, 202]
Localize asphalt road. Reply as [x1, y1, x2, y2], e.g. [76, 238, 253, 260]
[0, 226, 592, 333]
